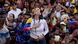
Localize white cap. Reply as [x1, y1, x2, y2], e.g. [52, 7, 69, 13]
[60, 22, 66, 25]
[4, 4, 9, 6]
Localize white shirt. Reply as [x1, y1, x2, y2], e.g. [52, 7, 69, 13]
[8, 8, 22, 19]
[61, 14, 69, 21]
[30, 19, 49, 39]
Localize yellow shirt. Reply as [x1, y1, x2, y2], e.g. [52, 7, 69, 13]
[74, 7, 77, 13]
[71, 0, 75, 4]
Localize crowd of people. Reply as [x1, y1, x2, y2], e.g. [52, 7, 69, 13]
[0, 0, 78, 44]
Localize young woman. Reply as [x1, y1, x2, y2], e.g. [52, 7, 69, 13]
[6, 14, 16, 30]
[6, 14, 16, 44]
[29, 8, 49, 44]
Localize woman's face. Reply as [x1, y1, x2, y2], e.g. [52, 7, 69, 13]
[8, 14, 14, 21]
[33, 7, 41, 19]
[34, 14, 40, 19]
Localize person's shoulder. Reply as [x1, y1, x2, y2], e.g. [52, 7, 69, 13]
[17, 8, 21, 11]
[8, 9, 13, 12]
[0, 24, 9, 33]
[8, 9, 14, 13]
[40, 19, 45, 21]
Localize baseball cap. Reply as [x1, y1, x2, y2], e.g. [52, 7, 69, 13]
[60, 22, 66, 26]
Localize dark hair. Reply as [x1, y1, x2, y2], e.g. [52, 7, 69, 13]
[12, 14, 15, 22]
[12, 14, 15, 19]
[0, 15, 6, 24]
[7, 14, 15, 23]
